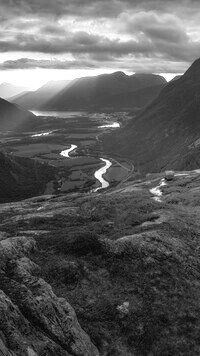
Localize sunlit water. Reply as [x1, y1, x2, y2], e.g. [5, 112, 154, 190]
[31, 131, 53, 137]
[31, 110, 85, 118]
[92, 158, 112, 192]
[30, 111, 119, 192]
[98, 123, 120, 128]
[31, 111, 121, 129]
[60, 144, 77, 158]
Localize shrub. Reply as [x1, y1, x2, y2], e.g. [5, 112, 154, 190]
[63, 231, 103, 256]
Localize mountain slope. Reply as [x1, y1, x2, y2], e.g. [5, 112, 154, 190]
[1, 169, 200, 355]
[102, 84, 164, 110]
[0, 97, 38, 131]
[42, 72, 166, 110]
[104, 58, 200, 173]
[11, 80, 71, 109]
[0, 82, 29, 99]
[0, 151, 55, 203]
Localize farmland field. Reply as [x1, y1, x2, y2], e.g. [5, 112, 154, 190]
[0, 111, 133, 194]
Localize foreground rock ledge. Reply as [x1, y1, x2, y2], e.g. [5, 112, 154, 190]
[0, 236, 99, 356]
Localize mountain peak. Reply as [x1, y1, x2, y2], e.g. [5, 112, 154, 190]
[111, 71, 126, 77]
[183, 57, 200, 81]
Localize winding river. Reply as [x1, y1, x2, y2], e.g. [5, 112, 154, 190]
[93, 158, 112, 192]
[59, 144, 112, 191]
[98, 123, 120, 128]
[31, 131, 53, 137]
[60, 144, 77, 158]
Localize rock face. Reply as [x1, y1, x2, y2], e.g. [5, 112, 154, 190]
[0, 235, 99, 356]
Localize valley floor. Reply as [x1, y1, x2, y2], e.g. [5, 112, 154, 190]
[1, 170, 200, 355]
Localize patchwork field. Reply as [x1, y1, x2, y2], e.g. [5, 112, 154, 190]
[0, 111, 133, 196]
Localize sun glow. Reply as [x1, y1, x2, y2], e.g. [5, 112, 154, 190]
[159, 73, 183, 82]
[0, 68, 182, 90]
[0, 68, 118, 90]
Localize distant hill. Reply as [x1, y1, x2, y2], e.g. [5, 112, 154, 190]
[170, 75, 182, 82]
[44, 72, 166, 111]
[0, 151, 55, 202]
[11, 80, 71, 109]
[0, 82, 29, 99]
[104, 58, 200, 173]
[0, 97, 39, 131]
[9, 90, 31, 101]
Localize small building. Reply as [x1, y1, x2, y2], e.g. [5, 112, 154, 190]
[165, 170, 175, 181]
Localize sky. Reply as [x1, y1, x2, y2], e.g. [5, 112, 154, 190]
[0, 0, 200, 89]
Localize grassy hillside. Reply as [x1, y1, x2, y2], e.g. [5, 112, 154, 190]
[0, 151, 55, 202]
[0, 97, 39, 131]
[1, 170, 200, 354]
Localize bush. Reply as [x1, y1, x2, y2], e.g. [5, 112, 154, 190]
[63, 231, 103, 256]
[47, 260, 81, 285]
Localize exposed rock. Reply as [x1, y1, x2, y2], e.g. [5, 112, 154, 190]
[0, 238, 99, 356]
[0, 231, 9, 241]
[0, 336, 15, 356]
[0, 288, 71, 356]
[0, 236, 36, 267]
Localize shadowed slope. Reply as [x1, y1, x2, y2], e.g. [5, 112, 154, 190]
[0, 151, 55, 203]
[103, 58, 200, 173]
[43, 72, 166, 110]
[11, 80, 72, 110]
[0, 97, 38, 131]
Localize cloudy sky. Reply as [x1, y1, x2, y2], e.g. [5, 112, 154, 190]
[0, 0, 200, 88]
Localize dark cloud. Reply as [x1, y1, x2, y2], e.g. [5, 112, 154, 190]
[1, 0, 200, 19]
[0, 0, 125, 18]
[0, 56, 191, 74]
[0, 58, 97, 70]
[0, 0, 200, 73]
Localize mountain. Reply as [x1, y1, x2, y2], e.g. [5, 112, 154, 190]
[102, 84, 165, 110]
[0, 151, 55, 203]
[11, 80, 71, 109]
[8, 90, 30, 101]
[104, 58, 200, 173]
[170, 75, 182, 82]
[0, 97, 39, 131]
[0, 82, 29, 99]
[45, 72, 166, 110]
[19, 72, 165, 111]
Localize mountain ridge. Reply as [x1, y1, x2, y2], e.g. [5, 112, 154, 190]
[46, 71, 166, 110]
[12, 72, 166, 111]
[0, 82, 29, 99]
[11, 80, 71, 110]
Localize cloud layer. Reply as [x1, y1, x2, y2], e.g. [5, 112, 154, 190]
[0, 0, 200, 73]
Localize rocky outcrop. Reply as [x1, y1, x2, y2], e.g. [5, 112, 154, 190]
[0, 236, 99, 356]
[0, 236, 36, 267]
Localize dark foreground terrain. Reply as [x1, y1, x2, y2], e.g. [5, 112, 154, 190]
[1, 169, 200, 355]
